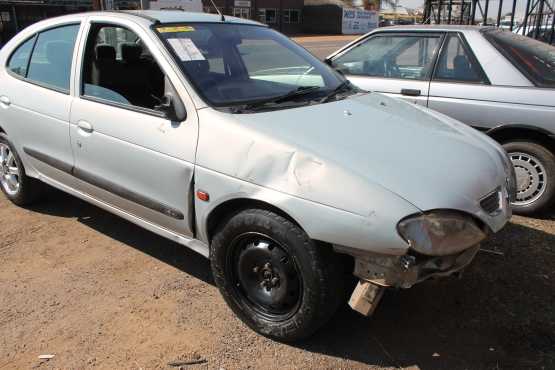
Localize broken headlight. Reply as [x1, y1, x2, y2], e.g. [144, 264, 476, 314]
[397, 211, 487, 256]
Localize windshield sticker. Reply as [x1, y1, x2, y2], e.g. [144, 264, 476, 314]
[167, 38, 205, 61]
[157, 26, 195, 33]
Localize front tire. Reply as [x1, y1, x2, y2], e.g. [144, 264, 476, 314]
[503, 141, 555, 215]
[210, 208, 344, 342]
[0, 133, 43, 206]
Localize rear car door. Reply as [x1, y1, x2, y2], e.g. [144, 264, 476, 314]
[329, 32, 444, 106]
[427, 32, 494, 126]
[69, 18, 198, 237]
[0, 22, 82, 182]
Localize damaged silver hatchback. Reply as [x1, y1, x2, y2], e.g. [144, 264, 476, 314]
[0, 11, 514, 341]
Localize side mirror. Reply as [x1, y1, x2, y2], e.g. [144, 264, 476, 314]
[155, 93, 186, 122]
[155, 77, 187, 122]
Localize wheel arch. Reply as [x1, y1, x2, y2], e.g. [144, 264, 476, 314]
[205, 198, 304, 244]
[487, 124, 555, 152]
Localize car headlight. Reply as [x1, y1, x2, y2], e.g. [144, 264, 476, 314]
[397, 211, 487, 256]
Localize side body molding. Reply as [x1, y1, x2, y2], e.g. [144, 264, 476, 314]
[23, 147, 185, 220]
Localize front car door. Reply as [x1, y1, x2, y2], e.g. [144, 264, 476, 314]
[70, 17, 199, 237]
[0, 21, 82, 183]
[329, 31, 444, 106]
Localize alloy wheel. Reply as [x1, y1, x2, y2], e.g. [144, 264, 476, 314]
[0, 143, 20, 196]
[509, 151, 547, 206]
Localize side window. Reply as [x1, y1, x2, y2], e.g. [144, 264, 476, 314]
[26, 24, 80, 91]
[332, 34, 441, 80]
[7, 35, 36, 77]
[82, 24, 166, 110]
[433, 34, 488, 84]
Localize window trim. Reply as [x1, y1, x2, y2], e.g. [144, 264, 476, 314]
[331, 31, 446, 81]
[431, 32, 491, 85]
[80, 94, 168, 119]
[78, 21, 174, 119]
[5, 22, 81, 95]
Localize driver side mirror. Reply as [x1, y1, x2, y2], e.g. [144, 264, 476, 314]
[156, 77, 187, 122]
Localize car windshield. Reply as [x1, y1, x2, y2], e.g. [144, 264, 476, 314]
[483, 28, 555, 88]
[154, 23, 348, 110]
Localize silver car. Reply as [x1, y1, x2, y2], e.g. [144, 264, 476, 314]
[327, 25, 555, 215]
[0, 12, 513, 341]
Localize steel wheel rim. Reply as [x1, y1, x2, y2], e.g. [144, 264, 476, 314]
[509, 151, 547, 206]
[227, 232, 302, 321]
[0, 143, 20, 196]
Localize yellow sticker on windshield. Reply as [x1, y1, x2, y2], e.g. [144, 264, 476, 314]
[157, 26, 195, 33]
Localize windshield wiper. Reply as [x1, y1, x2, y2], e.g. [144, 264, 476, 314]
[319, 80, 355, 103]
[238, 86, 322, 112]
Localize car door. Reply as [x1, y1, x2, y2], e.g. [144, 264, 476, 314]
[427, 32, 494, 127]
[69, 19, 198, 237]
[0, 22, 82, 182]
[329, 32, 444, 106]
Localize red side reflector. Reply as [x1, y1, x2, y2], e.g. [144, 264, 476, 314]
[196, 190, 210, 202]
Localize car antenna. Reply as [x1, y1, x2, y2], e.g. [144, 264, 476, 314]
[208, 0, 225, 22]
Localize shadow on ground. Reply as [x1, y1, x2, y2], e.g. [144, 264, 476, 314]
[27, 189, 555, 370]
[27, 188, 213, 286]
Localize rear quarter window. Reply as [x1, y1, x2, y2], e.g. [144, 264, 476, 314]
[7, 35, 36, 77]
[483, 29, 555, 88]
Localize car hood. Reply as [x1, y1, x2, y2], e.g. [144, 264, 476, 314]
[197, 92, 511, 231]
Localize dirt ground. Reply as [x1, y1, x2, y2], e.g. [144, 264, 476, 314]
[1, 187, 554, 370]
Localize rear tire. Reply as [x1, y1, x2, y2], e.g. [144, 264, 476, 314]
[503, 141, 555, 215]
[0, 133, 43, 206]
[210, 208, 344, 342]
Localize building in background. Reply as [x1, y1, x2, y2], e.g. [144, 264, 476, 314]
[1, 0, 92, 46]
[0, 0, 151, 46]
[303, 0, 379, 34]
[201, 0, 304, 34]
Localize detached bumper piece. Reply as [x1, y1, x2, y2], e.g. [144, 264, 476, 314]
[337, 245, 480, 316]
[353, 245, 480, 289]
[348, 280, 385, 316]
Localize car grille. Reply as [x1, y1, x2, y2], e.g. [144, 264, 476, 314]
[480, 188, 501, 215]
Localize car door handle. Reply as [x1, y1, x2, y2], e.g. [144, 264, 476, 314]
[0, 96, 11, 106]
[400, 89, 421, 97]
[77, 120, 94, 133]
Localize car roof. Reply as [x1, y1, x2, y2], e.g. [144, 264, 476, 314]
[376, 25, 495, 33]
[113, 10, 263, 26]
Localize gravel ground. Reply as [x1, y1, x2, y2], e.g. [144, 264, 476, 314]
[1, 186, 554, 370]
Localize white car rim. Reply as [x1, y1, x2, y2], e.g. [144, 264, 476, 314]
[509, 151, 547, 206]
[0, 143, 21, 196]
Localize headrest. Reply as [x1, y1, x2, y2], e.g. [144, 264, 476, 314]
[121, 43, 142, 63]
[96, 45, 116, 61]
[46, 41, 72, 66]
[453, 54, 470, 69]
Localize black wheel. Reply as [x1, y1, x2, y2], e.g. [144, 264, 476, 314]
[503, 141, 555, 215]
[210, 208, 344, 342]
[0, 133, 43, 206]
